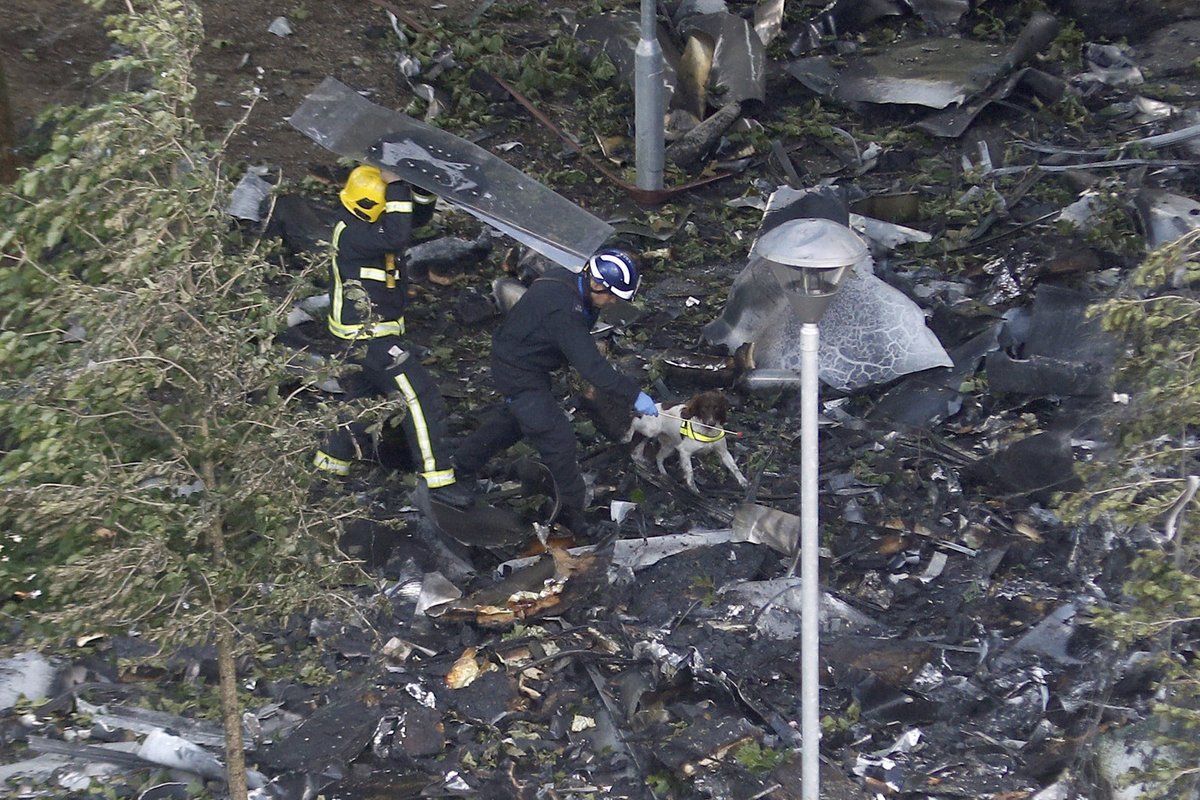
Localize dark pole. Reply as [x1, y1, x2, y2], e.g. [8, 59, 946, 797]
[0, 58, 17, 184]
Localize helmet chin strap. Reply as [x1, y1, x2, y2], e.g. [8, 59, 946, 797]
[579, 274, 608, 300]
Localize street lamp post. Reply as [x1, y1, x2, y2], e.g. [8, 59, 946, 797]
[753, 218, 867, 800]
[634, 0, 664, 191]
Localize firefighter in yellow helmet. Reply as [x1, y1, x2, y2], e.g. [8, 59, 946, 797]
[313, 164, 474, 507]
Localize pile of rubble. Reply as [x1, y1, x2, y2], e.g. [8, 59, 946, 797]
[4, 0, 1200, 798]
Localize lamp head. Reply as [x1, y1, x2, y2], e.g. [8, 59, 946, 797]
[752, 218, 867, 324]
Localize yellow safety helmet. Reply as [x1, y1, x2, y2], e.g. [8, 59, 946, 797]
[339, 165, 387, 222]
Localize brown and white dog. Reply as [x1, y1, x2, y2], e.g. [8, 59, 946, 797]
[622, 389, 748, 492]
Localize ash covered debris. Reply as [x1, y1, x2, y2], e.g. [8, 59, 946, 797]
[5, 0, 1200, 798]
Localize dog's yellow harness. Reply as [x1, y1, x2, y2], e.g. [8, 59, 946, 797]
[680, 420, 725, 442]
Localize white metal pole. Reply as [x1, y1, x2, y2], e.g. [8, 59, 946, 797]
[634, 0, 665, 191]
[800, 321, 821, 800]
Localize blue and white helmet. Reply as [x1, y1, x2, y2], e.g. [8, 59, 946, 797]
[587, 248, 640, 300]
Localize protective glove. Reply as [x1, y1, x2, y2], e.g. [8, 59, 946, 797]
[634, 392, 659, 417]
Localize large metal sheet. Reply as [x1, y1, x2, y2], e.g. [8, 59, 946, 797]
[288, 77, 613, 269]
[786, 11, 1059, 110]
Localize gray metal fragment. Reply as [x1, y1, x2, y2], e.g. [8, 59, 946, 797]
[1132, 188, 1200, 250]
[267, 17, 292, 37]
[257, 695, 381, 780]
[228, 167, 273, 222]
[788, 13, 1059, 110]
[414, 571, 463, 617]
[752, 258, 953, 391]
[75, 698, 226, 748]
[721, 577, 878, 638]
[677, 11, 766, 108]
[495, 529, 737, 577]
[406, 230, 493, 278]
[998, 603, 1085, 667]
[752, 0, 785, 46]
[988, 284, 1115, 397]
[0, 752, 73, 783]
[731, 503, 798, 555]
[134, 729, 267, 788]
[573, 11, 678, 108]
[788, 0, 908, 56]
[705, 187, 950, 390]
[288, 77, 613, 268]
[1080, 42, 1143, 87]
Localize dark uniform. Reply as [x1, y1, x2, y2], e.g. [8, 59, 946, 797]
[312, 180, 460, 491]
[453, 266, 640, 527]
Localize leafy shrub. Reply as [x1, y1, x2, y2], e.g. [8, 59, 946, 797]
[0, 0, 353, 647]
[1060, 229, 1200, 798]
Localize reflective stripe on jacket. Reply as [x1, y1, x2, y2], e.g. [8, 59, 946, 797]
[681, 420, 724, 442]
[327, 181, 434, 341]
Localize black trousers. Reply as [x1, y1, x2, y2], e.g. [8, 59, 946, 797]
[453, 389, 586, 514]
[314, 338, 455, 487]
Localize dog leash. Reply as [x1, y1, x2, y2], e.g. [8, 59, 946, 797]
[649, 411, 744, 438]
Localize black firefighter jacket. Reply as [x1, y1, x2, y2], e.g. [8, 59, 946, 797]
[327, 181, 435, 340]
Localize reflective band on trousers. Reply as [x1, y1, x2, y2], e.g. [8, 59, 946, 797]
[681, 420, 725, 442]
[424, 468, 456, 488]
[328, 316, 406, 340]
[393, 372, 448, 484]
[313, 450, 351, 475]
[384, 200, 413, 212]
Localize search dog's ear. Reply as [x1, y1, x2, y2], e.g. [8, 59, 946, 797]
[681, 390, 728, 426]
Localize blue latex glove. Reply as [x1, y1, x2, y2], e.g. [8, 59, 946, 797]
[634, 392, 659, 417]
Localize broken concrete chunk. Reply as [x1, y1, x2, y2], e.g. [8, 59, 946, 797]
[0, 652, 56, 711]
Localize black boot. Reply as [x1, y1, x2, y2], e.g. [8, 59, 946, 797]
[429, 480, 476, 509]
[556, 506, 591, 540]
